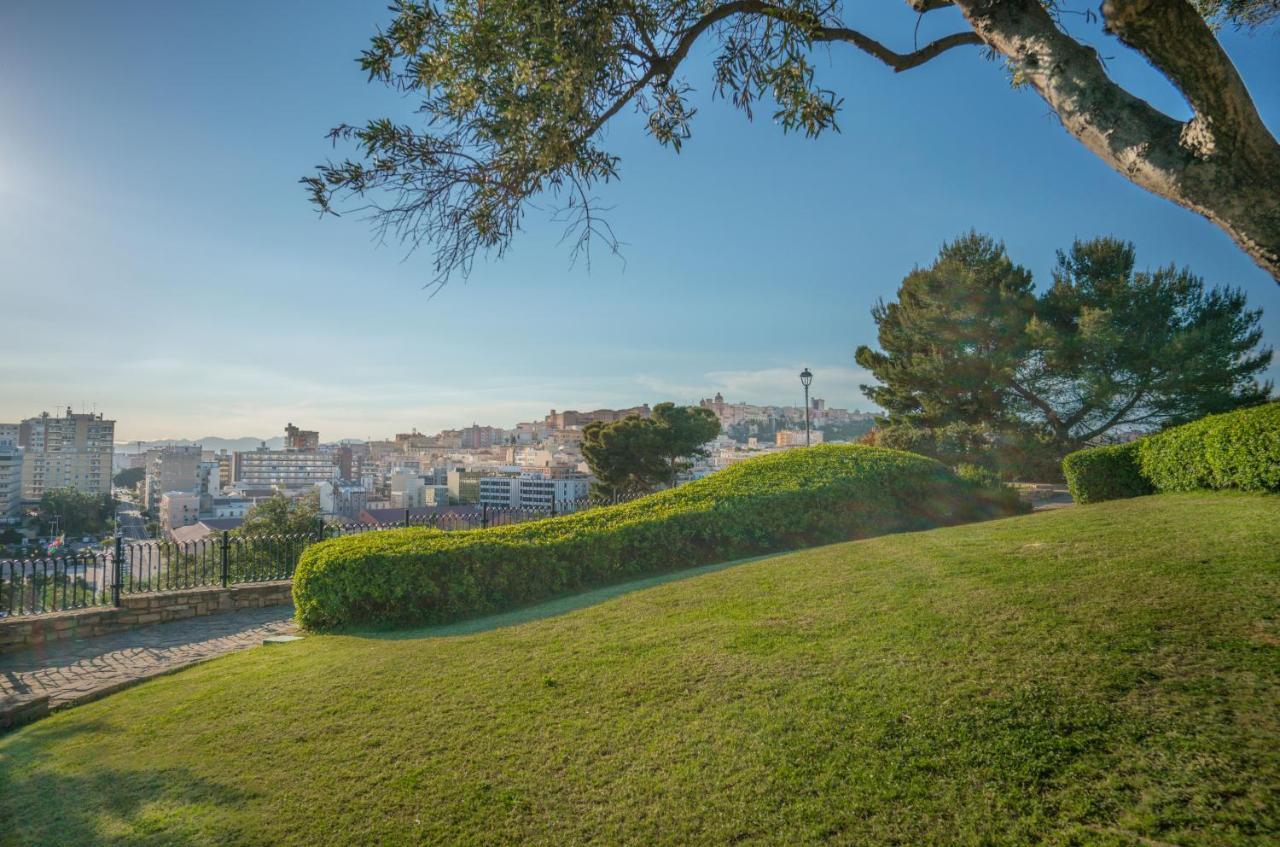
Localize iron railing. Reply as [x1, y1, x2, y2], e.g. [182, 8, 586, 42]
[0, 494, 645, 618]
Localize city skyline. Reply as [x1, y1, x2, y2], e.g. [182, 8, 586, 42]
[3, 1, 1277, 441]
[10, 370, 871, 444]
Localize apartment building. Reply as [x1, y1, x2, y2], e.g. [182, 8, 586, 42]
[0, 445, 22, 520]
[159, 491, 201, 535]
[16, 408, 115, 501]
[478, 471, 590, 512]
[316, 480, 369, 520]
[143, 445, 202, 513]
[775, 429, 824, 447]
[285, 423, 320, 451]
[233, 445, 336, 490]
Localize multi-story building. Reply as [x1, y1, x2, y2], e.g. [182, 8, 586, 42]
[285, 423, 320, 451]
[144, 445, 202, 513]
[775, 429, 824, 447]
[233, 445, 337, 491]
[0, 444, 22, 521]
[159, 491, 201, 535]
[316, 480, 368, 520]
[16, 408, 115, 501]
[478, 470, 591, 512]
[388, 471, 427, 508]
[446, 468, 490, 503]
[0, 423, 19, 447]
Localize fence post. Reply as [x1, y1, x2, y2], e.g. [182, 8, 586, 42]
[112, 532, 123, 607]
[550, 490, 557, 518]
[404, 508, 411, 528]
[481, 503, 489, 529]
[317, 515, 326, 542]
[220, 530, 230, 588]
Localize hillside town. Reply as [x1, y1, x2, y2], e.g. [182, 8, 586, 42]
[0, 399, 874, 548]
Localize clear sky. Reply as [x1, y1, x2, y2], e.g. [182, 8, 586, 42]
[2, 1, 1277, 442]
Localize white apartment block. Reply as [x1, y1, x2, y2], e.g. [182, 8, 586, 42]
[16, 409, 114, 501]
[234, 447, 337, 490]
[478, 472, 590, 512]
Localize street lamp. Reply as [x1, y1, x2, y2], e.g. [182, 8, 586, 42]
[799, 368, 813, 447]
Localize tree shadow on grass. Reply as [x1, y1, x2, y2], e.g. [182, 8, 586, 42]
[354, 554, 777, 642]
[0, 737, 254, 847]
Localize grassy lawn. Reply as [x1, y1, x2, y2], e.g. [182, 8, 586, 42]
[1, 493, 1277, 846]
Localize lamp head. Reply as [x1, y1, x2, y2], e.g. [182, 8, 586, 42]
[799, 368, 813, 388]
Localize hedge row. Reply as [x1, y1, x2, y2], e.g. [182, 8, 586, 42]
[1062, 402, 1280, 503]
[1061, 443, 1153, 505]
[293, 444, 1029, 630]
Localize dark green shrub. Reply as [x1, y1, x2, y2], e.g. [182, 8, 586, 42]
[1062, 442, 1154, 504]
[293, 444, 1027, 630]
[1138, 402, 1280, 493]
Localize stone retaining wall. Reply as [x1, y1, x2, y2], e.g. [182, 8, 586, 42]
[0, 581, 293, 655]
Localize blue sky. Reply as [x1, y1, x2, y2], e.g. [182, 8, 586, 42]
[1, 1, 1277, 442]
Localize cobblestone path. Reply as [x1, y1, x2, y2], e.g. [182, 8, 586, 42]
[1, 605, 296, 724]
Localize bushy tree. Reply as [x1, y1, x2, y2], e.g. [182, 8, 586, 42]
[307, 1, 1280, 284]
[237, 492, 323, 538]
[855, 233, 1272, 476]
[583, 403, 721, 496]
[38, 488, 113, 537]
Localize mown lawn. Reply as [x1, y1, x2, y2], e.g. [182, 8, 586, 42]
[1, 493, 1277, 846]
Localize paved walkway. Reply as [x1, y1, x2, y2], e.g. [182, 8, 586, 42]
[0, 605, 297, 724]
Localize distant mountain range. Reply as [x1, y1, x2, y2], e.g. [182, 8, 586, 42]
[114, 436, 286, 454]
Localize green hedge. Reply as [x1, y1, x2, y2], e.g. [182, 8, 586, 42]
[1061, 402, 1280, 503]
[1062, 442, 1153, 504]
[1138, 402, 1280, 493]
[293, 444, 1029, 630]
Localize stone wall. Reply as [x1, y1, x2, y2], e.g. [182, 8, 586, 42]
[0, 581, 293, 655]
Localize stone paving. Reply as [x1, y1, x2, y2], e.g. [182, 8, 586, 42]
[0, 604, 297, 725]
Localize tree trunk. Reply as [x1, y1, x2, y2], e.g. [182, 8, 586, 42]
[950, 0, 1280, 283]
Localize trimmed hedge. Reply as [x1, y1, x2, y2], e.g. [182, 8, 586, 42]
[1061, 402, 1280, 503]
[1062, 442, 1153, 504]
[1138, 401, 1280, 493]
[293, 444, 1029, 630]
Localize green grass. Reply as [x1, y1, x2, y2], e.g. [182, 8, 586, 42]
[2, 493, 1278, 846]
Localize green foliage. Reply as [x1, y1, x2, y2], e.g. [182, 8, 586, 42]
[1062, 402, 1280, 502]
[857, 234, 1272, 476]
[1193, 0, 1280, 29]
[293, 444, 1027, 630]
[1138, 401, 1280, 492]
[582, 403, 720, 496]
[1062, 442, 1154, 504]
[37, 488, 114, 537]
[236, 492, 322, 538]
[112, 467, 145, 489]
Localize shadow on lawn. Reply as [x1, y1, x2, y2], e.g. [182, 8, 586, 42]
[0, 734, 253, 847]
[355, 554, 777, 641]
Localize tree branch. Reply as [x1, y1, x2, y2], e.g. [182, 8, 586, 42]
[811, 26, 982, 72]
[1101, 0, 1274, 155]
[1078, 390, 1146, 442]
[907, 0, 956, 11]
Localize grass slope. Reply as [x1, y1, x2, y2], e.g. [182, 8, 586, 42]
[2, 493, 1278, 846]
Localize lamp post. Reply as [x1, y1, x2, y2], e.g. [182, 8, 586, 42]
[799, 368, 813, 447]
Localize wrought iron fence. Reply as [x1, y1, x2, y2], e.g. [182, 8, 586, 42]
[0, 494, 644, 618]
